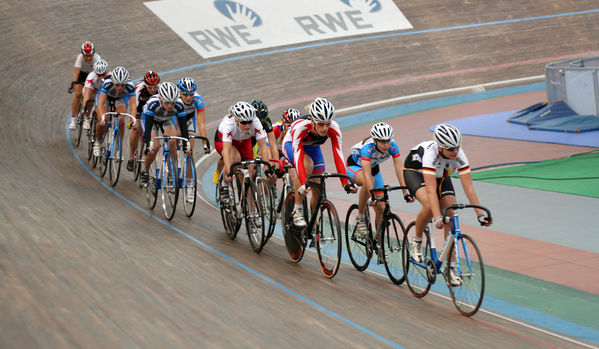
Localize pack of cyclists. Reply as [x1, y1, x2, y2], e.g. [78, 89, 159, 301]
[68, 42, 492, 271]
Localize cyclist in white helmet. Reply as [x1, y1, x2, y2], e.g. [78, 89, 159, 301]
[139, 82, 188, 184]
[403, 123, 492, 285]
[346, 122, 413, 238]
[281, 97, 357, 227]
[94, 66, 136, 158]
[78, 59, 109, 130]
[68, 41, 101, 127]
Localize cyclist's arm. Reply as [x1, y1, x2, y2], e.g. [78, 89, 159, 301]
[423, 172, 442, 219]
[222, 141, 233, 178]
[256, 137, 271, 162]
[142, 112, 153, 145]
[266, 131, 279, 162]
[196, 109, 207, 138]
[82, 86, 93, 108]
[128, 95, 136, 119]
[328, 124, 349, 187]
[392, 156, 410, 197]
[96, 91, 108, 122]
[292, 132, 308, 185]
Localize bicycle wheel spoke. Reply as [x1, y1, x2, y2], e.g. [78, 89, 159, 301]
[244, 181, 265, 253]
[402, 221, 433, 297]
[382, 214, 406, 284]
[182, 155, 197, 217]
[161, 153, 178, 220]
[316, 200, 342, 278]
[146, 159, 158, 210]
[344, 204, 371, 271]
[109, 132, 122, 187]
[447, 234, 485, 316]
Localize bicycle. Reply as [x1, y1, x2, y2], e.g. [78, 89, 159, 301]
[87, 110, 98, 168]
[145, 135, 188, 221]
[70, 94, 85, 148]
[128, 116, 145, 185]
[218, 159, 274, 254]
[176, 135, 210, 218]
[98, 111, 136, 187]
[281, 173, 354, 278]
[269, 160, 295, 241]
[345, 185, 408, 284]
[402, 204, 491, 316]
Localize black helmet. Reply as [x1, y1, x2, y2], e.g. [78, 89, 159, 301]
[251, 99, 268, 120]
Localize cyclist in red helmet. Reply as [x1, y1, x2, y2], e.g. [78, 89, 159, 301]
[127, 71, 160, 171]
[68, 41, 101, 129]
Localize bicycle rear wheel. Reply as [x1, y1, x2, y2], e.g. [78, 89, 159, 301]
[447, 233, 485, 316]
[133, 131, 144, 183]
[182, 155, 197, 217]
[244, 180, 266, 253]
[255, 178, 275, 243]
[161, 153, 178, 221]
[381, 214, 406, 284]
[87, 115, 97, 167]
[219, 177, 242, 240]
[315, 200, 342, 278]
[109, 131, 122, 187]
[146, 160, 158, 210]
[344, 204, 372, 271]
[402, 221, 433, 297]
[281, 191, 306, 263]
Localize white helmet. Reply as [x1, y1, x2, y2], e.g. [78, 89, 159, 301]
[232, 101, 256, 122]
[309, 97, 335, 123]
[158, 82, 180, 103]
[433, 123, 462, 149]
[370, 122, 394, 141]
[93, 59, 109, 75]
[111, 66, 129, 85]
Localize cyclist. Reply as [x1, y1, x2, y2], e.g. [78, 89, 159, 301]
[177, 77, 209, 154]
[403, 123, 493, 285]
[140, 82, 188, 184]
[68, 41, 101, 129]
[273, 108, 301, 159]
[93, 66, 136, 157]
[215, 102, 272, 204]
[251, 99, 280, 167]
[346, 122, 413, 236]
[282, 97, 357, 227]
[211, 105, 234, 184]
[126, 71, 160, 172]
[80, 59, 109, 130]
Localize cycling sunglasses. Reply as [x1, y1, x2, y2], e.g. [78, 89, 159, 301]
[444, 146, 460, 151]
[180, 92, 194, 97]
[239, 120, 253, 125]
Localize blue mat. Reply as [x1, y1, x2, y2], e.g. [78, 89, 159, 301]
[432, 111, 599, 148]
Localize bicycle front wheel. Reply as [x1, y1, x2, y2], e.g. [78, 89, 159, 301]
[315, 200, 342, 278]
[98, 139, 108, 178]
[447, 233, 485, 316]
[182, 155, 197, 217]
[281, 191, 305, 263]
[109, 131, 122, 187]
[344, 204, 371, 271]
[146, 160, 158, 210]
[402, 221, 433, 297]
[72, 111, 83, 148]
[161, 153, 179, 221]
[133, 131, 144, 183]
[255, 178, 275, 243]
[381, 214, 406, 285]
[87, 116, 97, 166]
[244, 180, 266, 253]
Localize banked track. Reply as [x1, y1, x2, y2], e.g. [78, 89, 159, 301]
[1, 0, 598, 347]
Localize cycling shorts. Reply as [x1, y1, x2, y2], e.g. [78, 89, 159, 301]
[283, 141, 325, 174]
[346, 165, 384, 190]
[141, 116, 177, 135]
[215, 138, 254, 160]
[75, 71, 90, 85]
[403, 169, 455, 198]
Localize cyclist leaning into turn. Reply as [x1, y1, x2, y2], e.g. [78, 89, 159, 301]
[403, 123, 493, 285]
[177, 77, 210, 155]
[346, 122, 413, 235]
[80, 59, 109, 130]
[281, 97, 357, 228]
[68, 41, 101, 129]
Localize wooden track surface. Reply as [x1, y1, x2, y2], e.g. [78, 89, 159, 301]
[1, 1, 598, 347]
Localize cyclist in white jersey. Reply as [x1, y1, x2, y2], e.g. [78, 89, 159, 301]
[346, 122, 413, 235]
[93, 67, 136, 157]
[403, 124, 492, 284]
[78, 59, 109, 130]
[68, 41, 101, 124]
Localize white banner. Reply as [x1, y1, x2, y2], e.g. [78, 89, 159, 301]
[144, 0, 413, 58]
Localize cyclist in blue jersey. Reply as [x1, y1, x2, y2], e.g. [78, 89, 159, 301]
[176, 77, 210, 155]
[93, 66, 136, 157]
[140, 82, 188, 184]
[346, 122, 413, 235]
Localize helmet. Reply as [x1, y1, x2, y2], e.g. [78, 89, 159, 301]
[232, 101, 256, 122]
[433, 123, 462, 149]
[158, 82, 180, 103]
[144, 71, 160, 86]
[370, 122, 394, 141]
[93, 59, 109, 75]
[282, 108, 301, 125]
[251, 99, 268, 120]
[111, 66, 129, 85]
[177, 77, 197, 92]
[81, 41, 95, 55]
[309, 97, 335, 123]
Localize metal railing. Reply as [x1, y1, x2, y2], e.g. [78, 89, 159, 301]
[545, 56, 599, 116]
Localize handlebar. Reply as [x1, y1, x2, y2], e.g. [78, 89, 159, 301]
[306, 172, 355, 186]
[229, 158, 274, 176]
[268, 159, 284, 176]
[101, 112, 136, 125]
[369, 185, 409, 200]
[442, 204, 492, 225]
[150, 135, 189, 143]
[188, 135, 211, 150]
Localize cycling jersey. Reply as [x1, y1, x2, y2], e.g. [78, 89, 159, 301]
[135, 81, 155, 116]
[142, 96, 187, 143]
[74, 53, 101, 73]
[271, 121, 286, 150]
[99, 79, 136, 100]
[404, 141, 470, 178]
[350, 138, 400, 168]
[282, 118, 348, 186]
[216, 116, 266, 143]
[84, 71, 106, 94]
[181, 92, 205, 134]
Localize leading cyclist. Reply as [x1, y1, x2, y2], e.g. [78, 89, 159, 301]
[68, 41, 101, 129]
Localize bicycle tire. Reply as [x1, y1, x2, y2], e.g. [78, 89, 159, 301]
[133, 130, 144, 183]
[72, 109, 84, 148]
[243, 180, 266, 253]
[98, 140, 108, 178]
[181, 155, 197, 217]
[381, 214, 406, 284]
[402, 221, 433, 297]
[281, 191, 306, 263]
[146, 158, 158, 210]
[255, 178, 275, 243]
[447, 233, 485, 316]
[161, 152, 179, 221]
[87, 115, 97, 167]
[344, 204, 371, 271]
[315, 200, 342, 278]
[219, 177, 242, 240]
[109, 131, 122, 187]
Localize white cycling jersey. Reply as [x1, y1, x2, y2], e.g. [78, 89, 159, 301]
[217, 116, 266, 142]
[84, 71, 105, 93]
[74, 53, 101, 73]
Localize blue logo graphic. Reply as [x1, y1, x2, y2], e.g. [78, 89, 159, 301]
[340, 0, 382, 13]
[214, 0, 262, 27]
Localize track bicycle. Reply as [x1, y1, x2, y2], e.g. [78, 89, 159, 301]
[87, 110, 98, 168]
[268, 160, 295, 241]
[281, 173, 354, 278]
[218, 159, 274, 254]
[176, 135, 210, 218]
[402, 204, 491, 316]
[70, 94, 86, 148]
[145, 135, 188, 221]
[128, 116, 145, 185]
[345, 185, 408, 284]
[98, 111, 136, 187]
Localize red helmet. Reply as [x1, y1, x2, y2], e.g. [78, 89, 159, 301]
[81, 41, 95, 55]
[144, 71, 160, 86]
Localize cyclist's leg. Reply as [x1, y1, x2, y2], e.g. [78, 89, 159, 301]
[129, 114, 141, 164]
[404, 169, 431, 239]
[305, 145, 324, 211]
[114, 102, 128, 151]
[143, 127, 161, 171]
[371, 171, 385, 228]
[71, 72, 86, 117]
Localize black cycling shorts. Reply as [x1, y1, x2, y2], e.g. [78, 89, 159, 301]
[403, 169, 455, 198]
